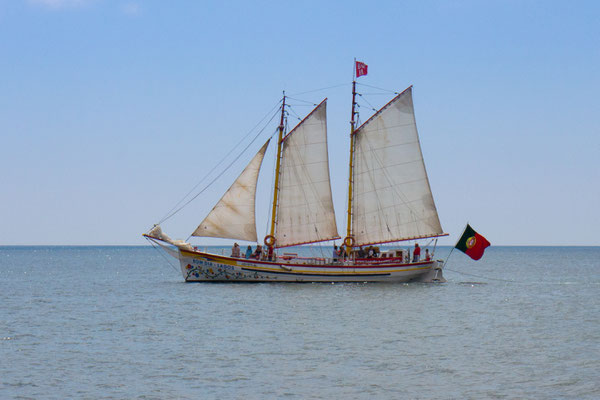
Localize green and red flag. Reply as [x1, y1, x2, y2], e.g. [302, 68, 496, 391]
[455, 224, 490, 260]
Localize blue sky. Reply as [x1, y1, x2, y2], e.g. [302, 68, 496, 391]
[1, 0, 598, 245]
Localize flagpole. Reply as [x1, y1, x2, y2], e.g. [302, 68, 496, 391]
[442, 247, 455, 269]
[442, 223, 467, 268]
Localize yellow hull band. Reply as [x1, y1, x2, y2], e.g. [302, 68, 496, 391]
[180, 250, 431, 275]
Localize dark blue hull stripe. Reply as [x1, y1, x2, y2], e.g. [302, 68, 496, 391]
[240, 267, 391, 277]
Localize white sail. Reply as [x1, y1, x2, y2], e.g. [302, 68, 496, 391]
[191, 140, 270, 242]
[352, 87, 443, 245]
[275, 100, 339, 247]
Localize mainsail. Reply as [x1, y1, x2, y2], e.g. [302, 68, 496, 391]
[351, 87, 443, 245]
[191, 139, 270, 242]
[274, 100, 340, 247]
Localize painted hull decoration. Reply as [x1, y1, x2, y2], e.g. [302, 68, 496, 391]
[144, 61, 448, 283]
[179, 250, 444, 283]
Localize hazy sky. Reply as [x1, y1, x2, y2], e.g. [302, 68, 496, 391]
[1, 0, 599, 246]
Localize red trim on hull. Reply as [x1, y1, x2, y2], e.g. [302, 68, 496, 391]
[180, 248, 435, 270]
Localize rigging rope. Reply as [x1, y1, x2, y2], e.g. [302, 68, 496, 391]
[147, 238, 180, 273]
[443, 244, 513, 283]
[285, 96, 318, 106]
[287, 107, 304, 122]
[288, 83, 348, 96]
[357, 92, 399, 96]
[156, 104, 282, 228]
[444, 267, 515, 283]
[356, 82, 399, 94]
[357, 93, 379, 112]
[154, 100, 282, 227]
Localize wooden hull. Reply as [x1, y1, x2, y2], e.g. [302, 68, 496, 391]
[178, 249, 445, 283]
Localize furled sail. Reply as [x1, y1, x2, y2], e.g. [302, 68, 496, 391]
[191, 139, 270, 242]
[275, 100, 340, 247]
[351, 87, 443, 245]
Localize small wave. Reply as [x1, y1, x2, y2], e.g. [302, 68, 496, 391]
[3, 381, 38, 388]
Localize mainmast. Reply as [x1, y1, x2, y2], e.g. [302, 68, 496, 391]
[266, 93, 286, 247]
[345, 61, 358, 248]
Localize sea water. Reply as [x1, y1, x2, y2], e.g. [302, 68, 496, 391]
[1, 246, 598, 399]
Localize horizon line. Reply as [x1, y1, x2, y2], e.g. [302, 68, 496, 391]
[1, 244, 599, 248]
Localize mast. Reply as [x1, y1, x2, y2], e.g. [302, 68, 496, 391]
[345, 60, 358, 247]
[270, 99, 340, 248]
[350, 86, 447, 246]
[267, 93, 286, 245]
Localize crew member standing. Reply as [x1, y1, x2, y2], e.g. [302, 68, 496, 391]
[412, 243, 421, 262]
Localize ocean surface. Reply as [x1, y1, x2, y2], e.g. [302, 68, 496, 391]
[1, 245, 598, 399]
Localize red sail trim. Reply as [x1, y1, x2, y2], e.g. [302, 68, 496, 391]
[354, 232, 449, 247]
[275, 236, 342, 249]
[352, 86, 413, 136]
[281, 98, 327, 142]
[146, 233, 343, 252]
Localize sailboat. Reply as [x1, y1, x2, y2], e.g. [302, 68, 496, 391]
[144, 64, 448, 283]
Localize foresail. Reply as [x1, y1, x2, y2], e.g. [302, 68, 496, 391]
[275, 100, 339, 247]
[191, 140, 270, 242]
[352, 87, 443, 245]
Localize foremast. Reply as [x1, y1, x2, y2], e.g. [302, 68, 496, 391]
[267, 97, 339, 248]
[265, 94, 286, 247]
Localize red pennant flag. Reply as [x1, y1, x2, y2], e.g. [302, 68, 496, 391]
[455, 224, 491, 260]
[356, 61, 368, 78]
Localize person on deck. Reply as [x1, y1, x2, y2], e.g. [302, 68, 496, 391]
[231, 243, 240, 258]
[267, 245, 274, 261]
[412, 243, 421, 262]
[333, 245, 339, 261]
[357, 246, 366, 258]
[245, 245, 252, 259]
[368, 246, 374, 258]
[252, 245, 262, 259]
[340, 244, 346, 260]
[425, 248, 431, 261]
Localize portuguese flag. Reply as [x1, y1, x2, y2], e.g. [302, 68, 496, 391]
[455, 224, 490, 260]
